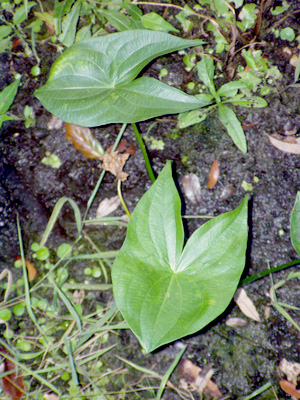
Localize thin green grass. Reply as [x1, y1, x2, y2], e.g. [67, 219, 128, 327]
[243, 382, 273, 400]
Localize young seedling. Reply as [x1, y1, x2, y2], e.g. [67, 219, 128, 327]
[178, 56, 268, 153]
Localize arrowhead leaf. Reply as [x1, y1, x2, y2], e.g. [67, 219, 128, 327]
[112, 162, 248, 352]
[35, 30, 208, 127]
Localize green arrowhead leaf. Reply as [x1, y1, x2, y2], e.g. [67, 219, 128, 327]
[218, 103, 247, 153]
[35, 30, 207, 127]
[112, 162, 248, 352]
[291, 192, 300, 255]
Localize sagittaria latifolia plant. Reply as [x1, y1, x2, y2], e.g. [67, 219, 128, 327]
[34, 30, 209, 126]
[35, 30, 249, 352]
[35, 30, 213, 181]
[112, 162, 248, 352]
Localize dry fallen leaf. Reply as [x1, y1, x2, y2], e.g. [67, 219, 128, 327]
[43, 394, 59, 400]
[96, 196, 121, 218]
[16, 256, 37, 282]
[280, 380, 300, 399]
[208, 158, 219, 189]
[47, 115, 63, 130]
[264, 306, 271, 320]
[65, 123, 104, 159]
[225, 317, 248, 327]
[179, 359, 222, 399]
[290, 54, 299, 67]
[234, 288, 261, 322]
[241, 122, 259, 130]
[279, 359, 300, 385]
[220, 184, 236, 201]
[268, 133, 300, 154]
[107, 140, 136, 156]
[182, 173, 201, 204]
[0, 347, 26, 400]
[101, 152, 129, 181]
[73, 289, 85, 305]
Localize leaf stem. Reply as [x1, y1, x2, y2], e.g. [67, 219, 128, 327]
[131, 123, 156, 183]
[117, 179, 131, 218]
[83, 123, 127, 221]
[240, 259, 300, 286]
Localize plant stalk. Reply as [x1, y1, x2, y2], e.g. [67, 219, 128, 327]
[117, 179, 131, 218]
[131, 123, 156, 183]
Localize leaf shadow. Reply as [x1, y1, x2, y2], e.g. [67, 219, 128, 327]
[171, 161, 190, 242]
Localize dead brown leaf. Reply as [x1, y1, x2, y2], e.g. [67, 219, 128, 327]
[280, 380, 300, 398]
[268, 133, 300, 154]
[179, 359, 222, 399]
[208, 158, 219, 189]
[96, 196, 121, 218]
[65, 123, 104, 159]
[101, 152, 129, 181]
[0, 347, 26, 400]
[234, 288, 260, 322]
[241, 122, 259, 130]
[182, 173, 201, 204]
[16, 256, 36, 282]
[107, 140, 136, 156]
[279, 359, 300, 385]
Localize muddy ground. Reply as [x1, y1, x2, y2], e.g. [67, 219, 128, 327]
[1, 4, 300, 399]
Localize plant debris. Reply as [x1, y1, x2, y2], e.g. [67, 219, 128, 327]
[279, 380, 300, 398]
[268, 133, 300, 154]
[15, 256, 36, 282]
[207, 158, 219, 189]
[220, 184, 236, 201]
[101, 152, 130, 181]
[0, 347, 26, 400]
[279, 359, 300, 386]
[234, 288, 261, 322]
[178, 359, 222, 399]
[96, 196, 121, 218]
[225, 317, 248, 327]
[65, 123, 104, 159]
[182, 173, 201, 204]
[107, 140, 136, 156]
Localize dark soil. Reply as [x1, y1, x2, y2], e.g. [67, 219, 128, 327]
[1, 3, 300, 399]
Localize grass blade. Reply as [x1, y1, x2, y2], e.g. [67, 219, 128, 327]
[39, 197, 82, 247]
[65, 339, 79, 386]
[156, 345, 187, 400]
[48, 275, 82, 331]
[17, 215, 46, 339]
[243, 382, 272, 399]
